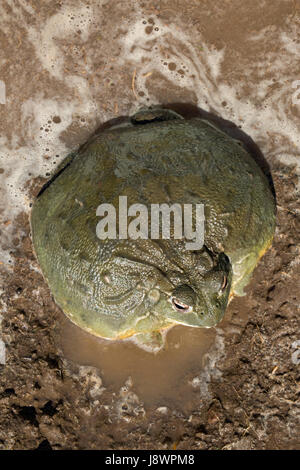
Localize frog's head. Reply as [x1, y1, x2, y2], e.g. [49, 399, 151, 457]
[99, 244, 232, 337]
[151, 247, 233, 329]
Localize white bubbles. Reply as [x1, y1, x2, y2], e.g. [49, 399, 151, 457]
[0, 3, 102, 267]
[118, 8, 300, 183]
[0, 97, 78, 266]
[116, 12, 225, 113]
[27, 3, 97, 79]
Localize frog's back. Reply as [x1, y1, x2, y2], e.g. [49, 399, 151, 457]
[31, 113, 275, 337]
[100, 117, 275, 269]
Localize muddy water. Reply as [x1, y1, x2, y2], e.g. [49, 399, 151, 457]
[58, 292, 248, 411]
[58, 314, 221, 410]
[1, 0, 300, 417]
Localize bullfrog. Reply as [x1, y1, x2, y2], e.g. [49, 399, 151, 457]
[31, 108, 276, 350]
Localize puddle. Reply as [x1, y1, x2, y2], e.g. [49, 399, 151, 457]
[58, 293, 250, 412]
[58, 312, 223, 411]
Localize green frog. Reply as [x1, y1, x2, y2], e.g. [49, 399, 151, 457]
[31, 108, 276, 350]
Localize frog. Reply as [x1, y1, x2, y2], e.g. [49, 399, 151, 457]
[31, 107, 276, 351]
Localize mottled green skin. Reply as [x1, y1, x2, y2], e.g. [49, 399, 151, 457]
[31, 109, 276, 346]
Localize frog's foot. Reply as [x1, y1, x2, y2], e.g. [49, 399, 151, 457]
[131, 331, 166, 353]
[131, 107, 183, 125]
[231, 251, 261, 297]
[232, 277, 249, 297]
[232, 241, 273, 297]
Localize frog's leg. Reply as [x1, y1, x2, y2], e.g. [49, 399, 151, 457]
[231, 252, 259, 297]
[231, 239, 273, 297]
[131, 331, 165, 353]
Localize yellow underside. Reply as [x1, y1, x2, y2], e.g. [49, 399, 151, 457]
[229, 234, 274, 302]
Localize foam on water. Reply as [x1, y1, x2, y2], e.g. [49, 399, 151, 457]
[26, 2, 97, 80]
[0, 1, 103, 264]
[119, 13, 224, 111]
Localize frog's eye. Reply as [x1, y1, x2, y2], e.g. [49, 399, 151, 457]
[171, 297, 193, 313]
[221, 275, 227, 290]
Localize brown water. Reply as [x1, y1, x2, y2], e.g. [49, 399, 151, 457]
[58, 312, 222, 410]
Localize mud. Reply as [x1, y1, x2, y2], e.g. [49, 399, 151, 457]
[0, 0, 299, 450]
